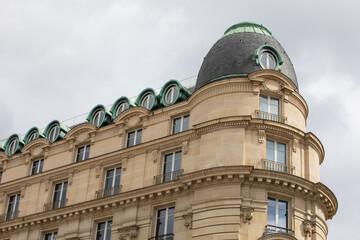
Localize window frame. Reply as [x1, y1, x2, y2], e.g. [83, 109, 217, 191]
[95, 219, 112, 240]
[260, 94, 280, 115]
[31, 159, 44, 175]
[161, 151, 182, 183]
[92, 109, 105, 127]
[44, 231, 57, 240]
[267, 197, 289, 232]
[154, 206, 175, 239]
[141, 93, 155, 110]
[48, 124, 60, 143]
[126, 129, 142, 147]
[171, 115, 190, 134]
[6, 193, 20, 220]
[75, 144, 90, 162]
[7, 137, 18, 156]
[51, 181, 68, 209]
[164, 86, 178, 105]
[115, 101, 128, 117]
[266, 139, 287, 165]
[104, 167, 122, 190]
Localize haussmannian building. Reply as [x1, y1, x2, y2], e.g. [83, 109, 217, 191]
[0, 22, 337, 240]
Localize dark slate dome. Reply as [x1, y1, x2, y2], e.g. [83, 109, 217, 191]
[195, 22, 298, 90]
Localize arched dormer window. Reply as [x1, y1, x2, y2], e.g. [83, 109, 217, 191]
[110, 97, 133, 120]
[24, 127, 44, 145]
[135, 88, 158, 111]
[160, 79, 191, 107]
[4, 134, 24, 156]
[44, 120, 69, 143]
[86, 105, 112, 128]
[253, 45, 283, 71]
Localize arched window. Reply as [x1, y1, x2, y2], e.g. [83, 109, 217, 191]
[115, 102, 128, 117]
[253, 45, 283, 71]
[7, 137, 18, 156]
[165, 86, 178, 105]
[48, 124, 60, 143]
[92, 109, 105, 127]
[141, 93, 154, 110]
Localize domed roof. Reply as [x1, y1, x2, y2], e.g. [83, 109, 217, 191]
[195, 22, 298, 90]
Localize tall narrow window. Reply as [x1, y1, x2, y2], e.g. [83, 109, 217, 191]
[31, 159, 44, 175]
[126, 129, 142, 147]
[52, 182, 67, 210]
[172, 115, 189, 134]
[92, 110, 105, 127]
[96, 220, 112, 240]
[259, 95, 280, 121]
[154, 207, 175, 240]
[76, 145, 90, 162]
[165, 86, 178, 105]
[266, 140, 287, 173]
[162, 151, 182, 183]
[48, 125, 60, 143]
[7, 138, 18, 156]
[103, 167, 121, 197]
[6, 194, 20, 220]
[267, 198, 289, 234]
[44, 232, 57, 240]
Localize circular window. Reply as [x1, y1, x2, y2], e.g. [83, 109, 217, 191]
[165, 86, 178, 105]
[48, 125, 60, 142]
[115, 102, 128, 117]
[141, 94, 154, 110]
[260, 51, 276, 69]
[7, 137, 18, 156]
[27, 130, 38, 143]
[92, 110, 105, 127]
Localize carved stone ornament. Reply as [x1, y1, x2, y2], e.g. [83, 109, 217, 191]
[261, 79, 282, 93]
[152, 149, 158, 163]
[182, 212, 193, 229]
[303, 220, 316, 237]
[118, 225, 139, 240]
[258, 130, 266, 143]
[240, 207, 254, 224]
[292, 139, 299, 153]
[182, 141, 189, 154]
[122, 157, 128, 171]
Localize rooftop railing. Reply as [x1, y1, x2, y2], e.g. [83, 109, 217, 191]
[44, 199, 67, 211]
[154, 169, 184, 185]
[263, 224, 294, 236]
[95, 185, 122, 199]
[0, 211, 19, 222]
[263, 159, 294, 174]
[255, 110, 287, 123]
[148, 233, 174, 240]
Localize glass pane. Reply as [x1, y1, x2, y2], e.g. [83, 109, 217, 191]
[260, 53, 267, 68]
[97, 222, 106, 240]
[127, 132, 135, 147]
[278, 208, 287, 228]
[172, 118, 181, 134]
[39, 159, 43, 173]
[84, 146, 90, 160]
[266, 140, 275, 161]
[105, 169, 114, 189]
[182, 115, 189, 131]
[270, 104, 279, 115]
[105, 221, 112, 240]
[267, 205, 276, 225]
[167, 214, 174, 235]
[156, 209, 166, 236]
[277, 151, 286, 164]
[77, 147, 84, 162]
[268, 54, 276, 69]
[136, 130, 142, 145]
[164, 154, 173, 174]
[166, 88, 173, 104]
[148, 95, 154, 109]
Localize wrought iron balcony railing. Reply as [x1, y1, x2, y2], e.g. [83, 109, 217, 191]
[0, 210, 19, 222]
[263, 224, 294, 236]
[44, 199, 67, 211]
[255, 110, 287, 123]
[153, 169, 184, 184]
[263, 159, 295, 174]
[95, 185, 122, 199]
[148, 233, 174, 240]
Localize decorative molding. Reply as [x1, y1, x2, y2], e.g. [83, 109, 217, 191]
[303, 220, 316, 237]
[240, 207, 254, 224]
[117, 225, 139, 240]
[152, 149, 158, 163]
[182, 141, 189, 154]
[258, 130, 266, 143]
[292, 138, 299, 153]
[20, 185, 27, 198]
[122, 157, 128, 171]
[182, 212, 193, 229]
[95, 165, 101, 178]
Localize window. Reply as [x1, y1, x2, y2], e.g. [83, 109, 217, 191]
[76, 145, 90, 162]
[161, 151, 182, 183]
[51, 182, 67, 210]
[141, 94, 154, 110]
[103, 167, 121, 197]
[44, 232, 57, 240]
[267, 198, 289, 234]
[115, 102, 128, 117]
[27, 130, 38, 143]
[260, 95, 279, 118]
[172, 115, 189, 134]
[6, 194, 20, 220]
[31, 159, 44, 175]
[48, 125, 59, 143]
[165, 86, 178, 105]
[92, 110, 105, 127]
[96, 220, 112, 240]
[260, 51, 276, 69]
[7, 137, 18, 156]
[266, 140, 287, 172]
[126, 129, 142, 147]
[154, 207, 174, 240]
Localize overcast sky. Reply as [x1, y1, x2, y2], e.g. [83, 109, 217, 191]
[0, 1, 358, 239]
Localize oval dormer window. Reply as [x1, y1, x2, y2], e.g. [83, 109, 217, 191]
[260, 51, 276, 70]
[48, 125, 60, 143]
[115, 102, 128, 117]
[92, 109, 105, 127]
[27, 130, 38, 143]
[7, 137, 18, 156]
[165, 86, 178, 105]
[141, 94, 154, 110]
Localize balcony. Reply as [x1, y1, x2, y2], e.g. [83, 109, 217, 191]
[148, 233, 174, 240]
[95, 185, 122, 199]
[255, 110, 287, 123]
[153, 169, 184, 184]
[263, 225, 294, 236]
[0, 211, 19, 222]
[44, 199, 67, 211]
[263, 159, 294, 174]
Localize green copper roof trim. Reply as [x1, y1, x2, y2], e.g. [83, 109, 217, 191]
[253, 45, 283, 71]
[222, 22, 275, 40]
[135, 88, 159, 111]
[110, 97, 135, 120]
[24, 127, 44, 145]
[86, 104, 112, 127]
[159, 79, 191, 107]
[44, 120, 70, 143]
[4, 133, 24, 156]
[0, 142, 4, 151]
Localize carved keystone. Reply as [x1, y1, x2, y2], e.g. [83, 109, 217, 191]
[303, 220, 316, 237]
[240, 207, 254, 224]
[118, 225, 139, 240]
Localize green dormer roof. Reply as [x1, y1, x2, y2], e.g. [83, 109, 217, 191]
[222, 22, 274, 39]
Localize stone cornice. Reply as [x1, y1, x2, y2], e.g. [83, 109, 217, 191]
[0, 166, 337, 234]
